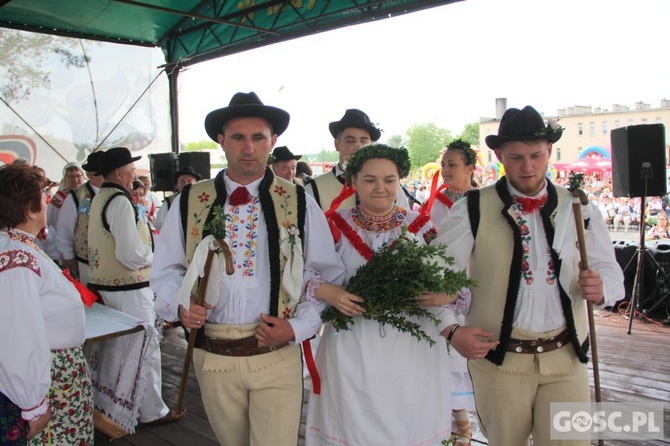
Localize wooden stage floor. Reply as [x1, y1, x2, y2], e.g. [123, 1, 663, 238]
[94, 309, 670, 445]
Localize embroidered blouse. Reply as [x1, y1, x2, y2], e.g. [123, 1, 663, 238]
[0, 228, 86, 417]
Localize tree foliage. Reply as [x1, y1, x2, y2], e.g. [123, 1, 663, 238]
[0, 29, 90, 102]
[458, 122, 480, 146]
[404, 123, 452, 171]
[385, 134, 404, 148]
[181, 140, 218, 151]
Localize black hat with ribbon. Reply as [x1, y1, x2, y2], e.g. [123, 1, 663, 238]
[271, 146, 302, 163]
[485, 105, 562, 149]
[329, 109, 381, 142]
[82, 150, 104, 175]
[174, 165, 202, 181]
[99, 147, 141, 175]
[204, 91, 290, 141]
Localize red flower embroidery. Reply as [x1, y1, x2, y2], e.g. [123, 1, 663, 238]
[527, 277, 534, 285]
[6, 425, 21, 441]
[191, 227, 200, 238]
[519, 225, 530, 236]
[282, 307, 292, 319]
[274, 185, 287, 197]
[522, 244, 529, 254]
[521, 259, 530, 272]
[198, 192, 210, 203]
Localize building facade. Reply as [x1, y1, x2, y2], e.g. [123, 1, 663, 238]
[479, 98, 670, 165]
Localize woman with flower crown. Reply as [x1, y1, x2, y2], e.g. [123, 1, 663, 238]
[305, 144, 455, 446]
[423, 139, 479, 445]
[0, 164, 93, 445]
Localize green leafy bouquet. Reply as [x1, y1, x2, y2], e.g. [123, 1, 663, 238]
[321, 228, 474, 346]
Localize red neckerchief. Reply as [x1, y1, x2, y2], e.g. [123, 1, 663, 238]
[324, 183, 356, 243]
[513, 194, 548, 214]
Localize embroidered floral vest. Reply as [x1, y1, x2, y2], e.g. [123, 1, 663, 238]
[181, 169, 305, 319]
[465, 179, 588, 366]
[71, 182, 96, 264]
[87, 185, 153, 291]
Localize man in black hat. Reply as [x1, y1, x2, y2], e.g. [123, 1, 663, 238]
[88, 147, 184, 426]
[432, 106, 624, 445]
[153, 165, 202, 231]
[270, 145, 302, 184]
[305, 108, 411, 212]
[151, 92, 344, 445]
[55, 150, 104, 284]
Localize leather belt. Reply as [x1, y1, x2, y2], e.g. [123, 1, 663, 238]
[199, 334, 289, 357]
[506, 330, 570, 354]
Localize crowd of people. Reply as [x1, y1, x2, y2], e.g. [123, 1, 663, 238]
[1, 95, 630, 446]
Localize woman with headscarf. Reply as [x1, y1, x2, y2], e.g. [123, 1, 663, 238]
[0, 164, 93, 445]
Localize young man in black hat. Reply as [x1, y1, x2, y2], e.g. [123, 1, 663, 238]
[305, 108, 410, 212]
[151, 92, 345, 445]
[432, 106, 624, 445]
[55, 150, 104, 285]
[153, 165, 202, 231]
[88, 147, 184, 426]
[270, 145, 302, 184]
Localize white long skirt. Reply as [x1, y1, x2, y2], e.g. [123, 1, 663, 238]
[305, 316, 452, 446]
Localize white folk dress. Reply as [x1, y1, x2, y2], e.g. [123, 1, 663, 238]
[429, 186, 476, 411]
[306, 206, 453, 446]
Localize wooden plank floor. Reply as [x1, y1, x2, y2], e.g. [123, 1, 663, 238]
[94, 310, 670, 445]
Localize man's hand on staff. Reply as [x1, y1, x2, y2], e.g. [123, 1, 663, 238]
[578, 264, 605, 305]
[443, 325, 499, 359]
[256, 313, 295, 347]
[179, 303, 211, 329]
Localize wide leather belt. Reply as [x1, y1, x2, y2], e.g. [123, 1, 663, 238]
[506, 330, 570, 354]
[199, 334, 289, 357]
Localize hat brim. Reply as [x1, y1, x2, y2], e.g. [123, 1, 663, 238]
[99, 155, 141, 175]
[274, 154, 302, 162]
[205, 105, 290, 141]
[329, 121, 381, 142]
[175, 170, 202, 181]
[485, 129, 562, 149]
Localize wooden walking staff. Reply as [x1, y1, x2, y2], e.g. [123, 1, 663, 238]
[176, 239, 235, 414]
[568, 173, 604, 445]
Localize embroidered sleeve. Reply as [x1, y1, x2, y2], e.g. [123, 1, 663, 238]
[304, 275, 327, 305]
[0, 250, 41, 276]
[442, 287, 471, 316]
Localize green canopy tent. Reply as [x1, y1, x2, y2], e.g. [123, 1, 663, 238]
[0, 0, 461, 153]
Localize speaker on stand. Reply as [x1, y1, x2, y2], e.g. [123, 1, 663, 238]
[178, 152, 211, 180]
[611, 123, 667, 333]
[149, 153, 177, 192]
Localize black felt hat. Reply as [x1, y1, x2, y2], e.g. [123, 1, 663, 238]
[174, 165, 202, 181]
[99, 147, 141, 175]
[82, 151, 104, 175]
[204, 92, 290, 141]
[271, 146, 302, 163]
[328, 109, 381, 142]
[485, 105, 563, 149]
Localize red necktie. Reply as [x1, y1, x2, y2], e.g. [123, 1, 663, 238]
[513, 194, 548, 214]
[229, 186, 253, 206]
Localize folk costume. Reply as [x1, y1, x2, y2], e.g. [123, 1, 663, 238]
[152, 167, 345, 445]
[0, 228, 93, 445]
[88, 147, 172, 425]
[55, 181, 99, 285]
[435, 178, 624, 444]
[306, 205, 453, 446]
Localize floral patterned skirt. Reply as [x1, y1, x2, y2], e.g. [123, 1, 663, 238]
[30, 346, 94, 446]
[0, 391, 27, 445]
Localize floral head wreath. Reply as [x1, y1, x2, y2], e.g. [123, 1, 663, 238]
[446, 139, 477, 166]
[345, 144, 411, 181]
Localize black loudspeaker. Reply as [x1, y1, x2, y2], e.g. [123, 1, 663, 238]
[178, 152, 211, 180]
[149, 153, 177, 192]
[611, 123, 667, 197]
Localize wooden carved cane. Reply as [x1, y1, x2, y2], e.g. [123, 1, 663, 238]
[568, 173, 604, 446]
[176, 240, 234, 414]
